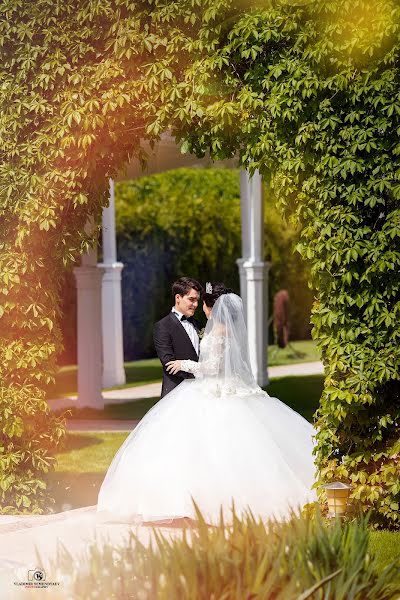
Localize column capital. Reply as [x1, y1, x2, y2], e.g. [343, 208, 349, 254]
[97, 262, 124, 284]
[98, 261, 124, 270]
[242, 260, 271, 280]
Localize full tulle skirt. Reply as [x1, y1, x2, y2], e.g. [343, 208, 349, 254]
[97, 379, 317, 524]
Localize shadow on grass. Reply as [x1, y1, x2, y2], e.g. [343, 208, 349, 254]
[58, 433, 104, 452]
[266, 374, 323, 423]
[58, 397, 160, 420]
[124, 361, 163, 385]
[46, 359, 163, 398]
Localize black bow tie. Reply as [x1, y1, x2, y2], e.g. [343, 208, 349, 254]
[181, 315, 192, 322]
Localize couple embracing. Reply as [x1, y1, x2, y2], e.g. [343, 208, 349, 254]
[154, 277, 225, 398]
[97, 277, 316, 524]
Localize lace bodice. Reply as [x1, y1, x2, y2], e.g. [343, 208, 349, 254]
[180, 294, 261, 397]
[181, 333, 262, 398]
[181, 334, 225, 377]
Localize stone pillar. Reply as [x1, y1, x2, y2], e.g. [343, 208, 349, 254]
[73, 244, 104, 409]
[243, 260, 270, 387]
[238, 169, 269, 387]
[98, 179, 126, 387]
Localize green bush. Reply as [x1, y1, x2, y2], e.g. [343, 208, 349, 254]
[115, 167, 242, 359]
[47, 509, 400, 600]
[118, 170, 313, 359]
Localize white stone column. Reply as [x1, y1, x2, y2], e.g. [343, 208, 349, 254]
[238, 169, 269, 387]
[98, 179, 126, 388]
[74, 244, 104, 409]
[243, 261, 269, 386]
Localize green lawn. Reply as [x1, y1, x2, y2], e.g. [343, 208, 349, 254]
[53, 372, 323, 470]
[48, 339, 320, 398]
[369, 530, 400, 573]
[55, 374, 323, 473]
[47, 358, 163, 398]
[268, 339, 321, 366]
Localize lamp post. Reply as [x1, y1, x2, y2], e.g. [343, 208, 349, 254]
[322, 482, 353, 518]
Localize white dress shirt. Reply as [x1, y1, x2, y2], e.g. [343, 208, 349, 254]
[171, 308, 200, 356]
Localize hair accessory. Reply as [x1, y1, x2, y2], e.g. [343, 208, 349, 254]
[206, 282, 213, 294]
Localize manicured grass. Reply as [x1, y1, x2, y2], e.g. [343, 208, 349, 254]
[268, 339, 320, 366]
[267, 374, 323, 422]
[55, 371, 323, 474]
[48, 432, 129, 511]
[48, 340, 319, 398]
[62, 397, 160, 421]
[369, 530, 400, 573]
[55, 432, 129, 473]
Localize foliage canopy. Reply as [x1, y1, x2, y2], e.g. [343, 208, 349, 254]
[0, 0, 399, 525]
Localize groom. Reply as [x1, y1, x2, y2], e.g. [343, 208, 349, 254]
[153, 277, 202, 398]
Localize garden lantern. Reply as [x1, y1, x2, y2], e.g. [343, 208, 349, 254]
[322, 482, 353, 518]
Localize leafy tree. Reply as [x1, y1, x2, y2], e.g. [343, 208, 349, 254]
[1, 0, 399, 526]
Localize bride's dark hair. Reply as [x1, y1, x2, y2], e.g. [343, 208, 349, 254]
[203, 283, 234, 308]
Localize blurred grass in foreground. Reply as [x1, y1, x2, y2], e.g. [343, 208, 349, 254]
[40, 510, 400, 599]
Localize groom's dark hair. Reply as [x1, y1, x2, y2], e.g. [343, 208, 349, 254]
[172, 277, 203, 298]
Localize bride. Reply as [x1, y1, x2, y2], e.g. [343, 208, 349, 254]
[97, 284, 316, 524]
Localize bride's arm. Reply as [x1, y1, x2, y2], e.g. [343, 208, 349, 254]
[166, 336, 225, 377]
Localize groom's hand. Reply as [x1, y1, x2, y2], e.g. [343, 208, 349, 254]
[166, 360, 182, 375]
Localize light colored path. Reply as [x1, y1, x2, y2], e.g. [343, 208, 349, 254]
[0, 506, 183, 597]
[269, 361, 323, 378]
[48, 361, 324, 411]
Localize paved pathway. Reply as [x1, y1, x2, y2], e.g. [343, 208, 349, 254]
[48, 361, 324, 412]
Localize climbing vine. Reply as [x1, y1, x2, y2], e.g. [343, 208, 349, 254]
[1, 0, 399, 526]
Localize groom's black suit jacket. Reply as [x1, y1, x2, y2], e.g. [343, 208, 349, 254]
[153, 312, 200, 398]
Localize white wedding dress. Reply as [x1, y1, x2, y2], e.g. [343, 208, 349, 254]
[97, 294, 316, 524]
